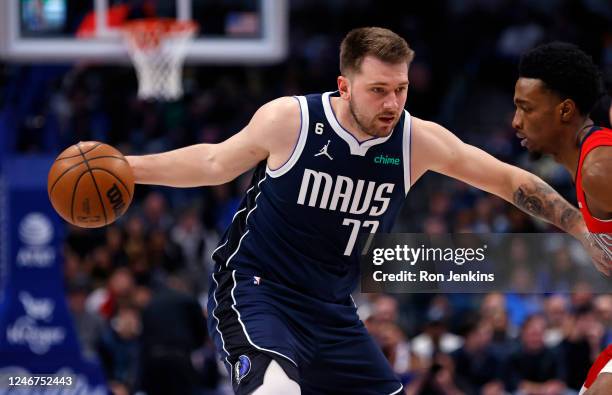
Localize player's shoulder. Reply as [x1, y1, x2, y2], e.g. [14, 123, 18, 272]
[582, 144, 612, 178]
[254, 96, 301, 124]
[581, 144, 612, 210]
[411, 116, 446, 133]
[410, 116, 429, 128]
[247, 97, 302, 153]
[410, 116, 453, 144]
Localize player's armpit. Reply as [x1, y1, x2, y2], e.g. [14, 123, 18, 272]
[581, 146, 612, 213]
[126, 96, 300, 187]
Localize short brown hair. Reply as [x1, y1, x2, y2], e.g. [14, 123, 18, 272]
[340, 27, 414, 75]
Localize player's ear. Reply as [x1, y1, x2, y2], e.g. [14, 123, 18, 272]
[559, 99, 576, 123]
[338, 75, 350, 100]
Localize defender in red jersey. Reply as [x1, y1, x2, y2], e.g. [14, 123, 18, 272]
[513, 42, 612, 395]
[513, 42, 612, 271]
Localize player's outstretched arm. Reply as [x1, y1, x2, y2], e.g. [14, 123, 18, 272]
[412, 117, 584, 235]
[412, 117, 611, 274]
[126, 97, 300, 187]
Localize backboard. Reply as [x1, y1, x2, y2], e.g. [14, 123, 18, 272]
[0, 0, 288, 64]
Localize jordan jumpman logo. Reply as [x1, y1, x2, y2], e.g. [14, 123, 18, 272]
[314, 140, 333, 160]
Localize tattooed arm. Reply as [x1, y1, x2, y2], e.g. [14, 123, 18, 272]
[512, 178, 611, 275]
[512, 177, 585, 237]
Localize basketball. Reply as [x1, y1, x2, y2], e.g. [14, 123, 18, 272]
[47, 141, 135, 228]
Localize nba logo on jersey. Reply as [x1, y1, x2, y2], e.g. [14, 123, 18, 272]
[253, 276, 261, 285]
[234, 355, 251, 384]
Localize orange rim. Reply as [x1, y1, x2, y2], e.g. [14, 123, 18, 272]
[121, 18, 198, 49]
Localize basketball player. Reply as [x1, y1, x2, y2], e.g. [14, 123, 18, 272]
[126, 28, 606, 395]
[511, 42, 612, 395]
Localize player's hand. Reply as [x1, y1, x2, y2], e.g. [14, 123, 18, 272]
[578, 232, 612, 276]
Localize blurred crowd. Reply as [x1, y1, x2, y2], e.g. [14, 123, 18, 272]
[2, 0, 612, 394]
[360, 290, 612, 395]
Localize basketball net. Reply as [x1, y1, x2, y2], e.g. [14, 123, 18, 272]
[121, 19, 197, 101]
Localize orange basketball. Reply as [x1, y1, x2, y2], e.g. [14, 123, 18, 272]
[48, 141, 135, 228]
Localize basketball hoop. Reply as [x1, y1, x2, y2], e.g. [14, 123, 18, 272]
[121, 18, 197, 101]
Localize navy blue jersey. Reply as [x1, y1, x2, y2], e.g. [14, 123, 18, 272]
[212, 91, 411, 302]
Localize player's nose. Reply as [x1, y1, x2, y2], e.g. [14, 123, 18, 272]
[512, 111, 522, 130]
[383, 93, 399, 111]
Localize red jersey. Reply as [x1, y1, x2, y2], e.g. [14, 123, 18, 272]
[580, 345, 612, 394]
[575, 126, 612, 233]
[575, 127, 612, 263]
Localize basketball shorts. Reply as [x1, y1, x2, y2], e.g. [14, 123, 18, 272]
[207, 270, 403, 395]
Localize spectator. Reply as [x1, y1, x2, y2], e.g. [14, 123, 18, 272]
[411, 313, 463, 364]
[139, 275, 209, 395]
[105, 225, 129, 267]
[406, 353, 466, 395]
[480, 293, 517, 345]
[594, 294, 612, 345]
[146, 227, 184, 275]
[98, 305, 141, 392]
[66, 278, 105, 361]
[543, 294, 570, 348]
[451, 316, 503, 395]
[504, 314, 566, 394]
[142, 191, 174, 232]
[372, 294, 400, 323]
[372, 320, 421, 384]
[85, 267, 135, 320]
[561, 305, 604, 391]
[170, 207, 214, 294]
[571, 282, 595, 311]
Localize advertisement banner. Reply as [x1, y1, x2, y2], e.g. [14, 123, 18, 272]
[0, 156, 107, 395]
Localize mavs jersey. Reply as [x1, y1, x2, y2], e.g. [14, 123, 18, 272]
[212, 91, 411, 303]
[208, 91, 408, 394]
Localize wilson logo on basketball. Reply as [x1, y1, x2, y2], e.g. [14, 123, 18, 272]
[106, 184, 126, 217]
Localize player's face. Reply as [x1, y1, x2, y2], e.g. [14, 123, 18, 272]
[512, 78, 564, 157]
[346, 56, 409, 137]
